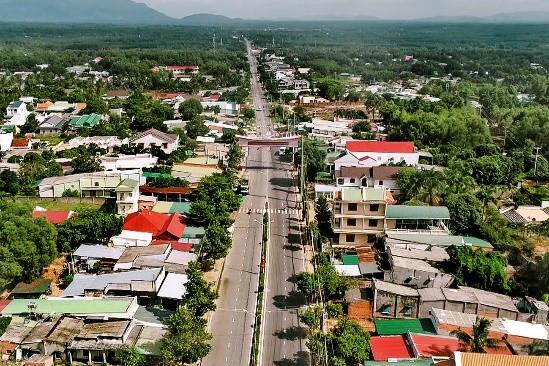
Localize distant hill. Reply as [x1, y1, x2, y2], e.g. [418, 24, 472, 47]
[416, 11, 549, 24]
[179, 13, 237, 26]
[0, 0, 173, 24]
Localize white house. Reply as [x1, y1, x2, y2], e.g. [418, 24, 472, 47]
[200, 101, 240, 116]
[334, 141, 419, 172]
[0, 133, 14, 151]
[68, 136, 128, 151]
[335, 166, 404, 193]
[115, 179, 140, 216]
[6, 100, 28, 118]
[111, 230, 153, 248]
[293, 79, 310, 90]
[129, 128, 180, 154]
[100, 154, 158, 171]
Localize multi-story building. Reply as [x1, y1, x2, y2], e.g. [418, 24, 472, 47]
[332, 187, 394, 247]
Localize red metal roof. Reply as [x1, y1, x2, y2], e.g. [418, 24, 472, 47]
[409, 333, 460, 357]
[32, 210, 73, 225]
[152, 240, 193, 252]
[123, 210, 186, 240]
[370, 335, 415, 361]
[346, 141, 415, 153]
[0, 299, 11, 312]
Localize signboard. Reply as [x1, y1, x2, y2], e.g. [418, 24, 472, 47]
[236, 135, 301, 148]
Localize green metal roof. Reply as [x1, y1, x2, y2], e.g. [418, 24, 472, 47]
[153, 201, 192, 215]
[342, 254, 360, 265]
[183, 226, 205, 239]
[1, 298, 133, 316]
[115, 179, 138, 192]
[374, 318, 436, 336]
[386, 205, 450, 220]
[143, 172, 172, 179]
[364, 360, 433, 366]
[462, 236, 493, 249]
[69, 113, 101, 128]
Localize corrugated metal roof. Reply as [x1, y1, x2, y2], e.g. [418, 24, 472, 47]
[157, 273, 188, 300]
[1, 298, 134, 316]
[458, 352, 549, 366]
[73, 245, 125, 260]
[386, 205, 450, 220]
[370, 335, 415, 361]
[341, 254, 359, 265]
[375, 319, 436, 336]
[373, 279, 419, 297]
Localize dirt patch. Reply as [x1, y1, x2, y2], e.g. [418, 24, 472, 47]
[531, 235, 549, 257]
[42, 256, 67, 297]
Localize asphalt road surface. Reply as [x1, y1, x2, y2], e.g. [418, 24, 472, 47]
[203, 40, 308, 366]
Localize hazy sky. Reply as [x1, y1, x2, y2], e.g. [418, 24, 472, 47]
[141, 0, 549, 19]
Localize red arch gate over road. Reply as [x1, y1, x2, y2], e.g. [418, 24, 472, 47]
[235, 135, 301, 148]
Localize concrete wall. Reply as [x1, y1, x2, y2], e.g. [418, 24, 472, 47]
[419, 300, 445, 318]
[374, 290, 419, 319]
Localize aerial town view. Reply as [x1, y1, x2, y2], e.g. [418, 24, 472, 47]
[0, 0, 548, 365]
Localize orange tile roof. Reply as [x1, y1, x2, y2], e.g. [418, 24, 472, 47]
[457, 352, 549, 366]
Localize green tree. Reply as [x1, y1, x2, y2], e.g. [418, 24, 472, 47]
[70, 146, 101, 174]
[242, 107, 255, 120]
[182, 261, 218, 317]
[179, 99, 203, 120]
[119, 347, 145, 366]
[185, 118, 209, 139]
[316, 77, 345, 100]
[315, 195, 332, 240]
[21, 113, 38, 134]
[445, 245, 509, 293]
[445, 193, 483, 235]
[300, 138, 327, 183]
[57, 209, 122, 252]
[160, 307, 212, 364]
[0, 170, 20, 195]
[450, 317, 501, 353]
[0, 201, 58, 288]
[200, 223, 232, 261]
[190, 173, 239, 227]
[330, 318, 371, 364]
[299, 306, 323, 331]
[226, 143, 244, 171]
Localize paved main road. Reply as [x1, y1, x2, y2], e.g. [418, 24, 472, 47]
[203, 40, 308, 366]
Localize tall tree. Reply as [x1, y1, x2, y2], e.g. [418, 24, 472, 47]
[226, 143, 244, 171]
[315, 195, 332, 240]
[161, 307, 212, 364]
[182, 261, 218, 317]
[179, 99, 203, 120]
[451, 317, 501, 353]
[200, 223, 232, 261]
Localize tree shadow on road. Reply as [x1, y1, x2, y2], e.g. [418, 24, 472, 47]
[287, 233, 302, 245]
[270, 177, 294, 188]
[273, 291, 307, 309]
[274, 325, 307, 340]
[284, 244, 302, 252]
[274, 351, 310, 366]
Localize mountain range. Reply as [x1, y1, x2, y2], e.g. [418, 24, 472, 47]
[0, 0, 547, 24]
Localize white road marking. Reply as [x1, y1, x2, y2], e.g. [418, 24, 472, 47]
[227, 342, 231, 349]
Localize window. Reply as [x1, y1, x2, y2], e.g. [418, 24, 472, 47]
[345, 234, 355, 243]
[403, 306, 413, 316]
[334, 218, 341, 227]
[349, 178, 356, 184]
[162, 143, 168, 149]
[361, 178, 367, 187]
[337, 178, 344, 185]
[94, 182, 99, 187]
[377, 156, 382, 161]
[370, 204, 379, 212]
[381, 305, 391, 315]
[347, 218, 357, 227]
[369, 219, 378, 227]
[348, 203, 358, 211]
[378, 180, 384, 186]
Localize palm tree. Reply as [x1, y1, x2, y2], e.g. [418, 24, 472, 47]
[450, 317, 502, 353]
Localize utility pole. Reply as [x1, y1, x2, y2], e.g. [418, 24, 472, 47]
[534, 146, 541, 177]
